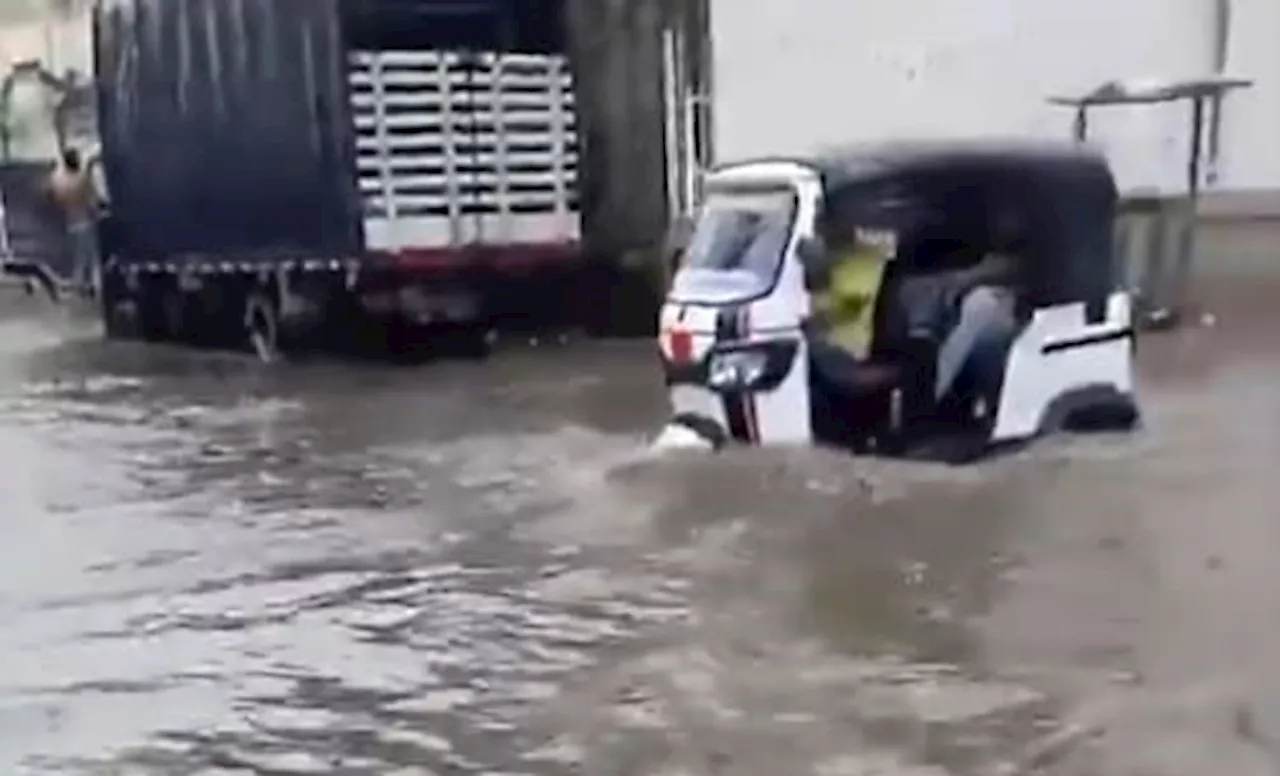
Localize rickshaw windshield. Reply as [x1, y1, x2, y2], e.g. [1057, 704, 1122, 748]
[670, 185, 798, 303]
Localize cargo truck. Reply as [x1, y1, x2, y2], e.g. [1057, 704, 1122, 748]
[89, 0, 579, 358]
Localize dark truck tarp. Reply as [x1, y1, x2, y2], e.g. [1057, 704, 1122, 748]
[94, 0, 361, 264]
[341, 0, 562, 52]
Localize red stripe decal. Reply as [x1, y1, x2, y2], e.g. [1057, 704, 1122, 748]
[738, 307, 761, 443]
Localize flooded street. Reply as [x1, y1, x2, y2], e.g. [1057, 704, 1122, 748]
[1, 255, 1279, 775]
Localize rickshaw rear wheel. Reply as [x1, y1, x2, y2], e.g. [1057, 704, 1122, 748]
[1063, 400, 1140, 432]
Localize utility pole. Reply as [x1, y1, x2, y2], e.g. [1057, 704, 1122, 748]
[1206, 0, 1232, 184]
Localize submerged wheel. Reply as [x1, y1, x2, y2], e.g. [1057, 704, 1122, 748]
[1064, 400, 1141, 432]
[244, 288, 281, 363]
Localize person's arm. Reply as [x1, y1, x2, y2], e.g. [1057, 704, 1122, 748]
[956, 252, 1017, 287]
[84, 174, 102, 213]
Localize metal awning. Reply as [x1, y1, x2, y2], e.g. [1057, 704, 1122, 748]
[1048, 76, 1253, 107]
[1048, 76, 1255, 330]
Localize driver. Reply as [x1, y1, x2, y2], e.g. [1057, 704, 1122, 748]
[811, 223, 895, 359]
[805, 221, 902, 393]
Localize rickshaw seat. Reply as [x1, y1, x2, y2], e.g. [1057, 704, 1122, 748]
[809, 336, 935, 399]
[827, 359, 901, 395]
[809, 335, 938, 452]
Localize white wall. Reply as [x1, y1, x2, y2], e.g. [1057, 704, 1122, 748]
[0, 5, 92, 161]
[708, 0, 1280, 196]
[1215, 0, 1280, 191]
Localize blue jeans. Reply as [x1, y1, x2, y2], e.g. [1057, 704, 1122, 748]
[934, 286, 1017, 400]
[68, 221, 99, 293]
[810, 285, 1017, 402]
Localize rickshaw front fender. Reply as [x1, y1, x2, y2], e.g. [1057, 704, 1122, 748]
[650, 422, 719, 453]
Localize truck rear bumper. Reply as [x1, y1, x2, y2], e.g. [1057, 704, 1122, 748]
[104, 240, 587, 331]
[357, 241, 584, 328]
[363, 241, 582, 276]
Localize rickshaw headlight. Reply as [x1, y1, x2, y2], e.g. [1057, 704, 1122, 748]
[707, 348, 769, 390]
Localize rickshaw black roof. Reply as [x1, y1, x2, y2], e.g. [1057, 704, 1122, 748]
[1048, 76, 1253, 107]
[711, 139, 1120, 307]
[801, 139, 1116, 195]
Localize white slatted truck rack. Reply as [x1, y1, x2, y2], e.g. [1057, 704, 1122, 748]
[348, 50, 580, 260]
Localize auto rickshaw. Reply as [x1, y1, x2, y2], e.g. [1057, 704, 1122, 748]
[652, 141, 1140, 462]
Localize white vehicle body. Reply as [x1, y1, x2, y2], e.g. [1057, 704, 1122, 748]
[652, 153, 1140, 458]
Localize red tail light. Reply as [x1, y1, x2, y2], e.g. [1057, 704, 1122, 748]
[667, 328, 693, 363]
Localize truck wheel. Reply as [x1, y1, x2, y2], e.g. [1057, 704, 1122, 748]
[135, 279, 172, 342]
[383, 321, 491, 362]
[244, 289, 281, 363]
[99, 271, 132, 340]
[451, 324, 493, 359]
[160, 287, 193, 343]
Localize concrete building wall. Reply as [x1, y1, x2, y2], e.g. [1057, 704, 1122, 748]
[7, 0, 1274, 248]
[0, 2, 92, 161]
[0, 8, 90, 73]
[709, 0, 1277, 207]
[1216, 0, 1280, 193]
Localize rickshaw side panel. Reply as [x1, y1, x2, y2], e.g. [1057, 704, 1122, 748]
[992, 292, 1137, 442]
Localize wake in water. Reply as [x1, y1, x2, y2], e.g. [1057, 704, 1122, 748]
[378, 423, 1090, 774]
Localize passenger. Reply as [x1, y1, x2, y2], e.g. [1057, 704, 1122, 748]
[48, 147, 100, 298]
[896, 247, 1019, 401]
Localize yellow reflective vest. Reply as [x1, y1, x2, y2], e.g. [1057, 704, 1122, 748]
[812, 248, 892, 359]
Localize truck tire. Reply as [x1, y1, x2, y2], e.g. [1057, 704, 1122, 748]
[380, 320, 490, 362]
[244, 288, 281, 363]
[451, 324, 493, 360]
[159, 286, 194, 343]
[99, 270, 131, 340]
[135, 278, 172, 342]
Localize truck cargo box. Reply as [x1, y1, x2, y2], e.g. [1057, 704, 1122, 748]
[94, 0, 579, 268]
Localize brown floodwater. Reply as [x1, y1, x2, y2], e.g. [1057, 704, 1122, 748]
[0, 230, 1278, 775]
